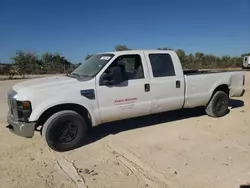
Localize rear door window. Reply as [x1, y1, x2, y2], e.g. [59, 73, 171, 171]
[148, 54, 175, 77]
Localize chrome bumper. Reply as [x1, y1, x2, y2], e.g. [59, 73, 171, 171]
[7, 113, 35, 138]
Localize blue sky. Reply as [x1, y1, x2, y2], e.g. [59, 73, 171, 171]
[1, 0, 249, 63]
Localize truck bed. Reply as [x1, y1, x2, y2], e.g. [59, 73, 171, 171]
[183, 69, 244, 108]
[183, 69, 243, 75]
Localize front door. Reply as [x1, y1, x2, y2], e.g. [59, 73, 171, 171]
[96, 53, 151, 123]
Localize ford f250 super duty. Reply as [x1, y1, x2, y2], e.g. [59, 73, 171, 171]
[6, 50, 245, 151]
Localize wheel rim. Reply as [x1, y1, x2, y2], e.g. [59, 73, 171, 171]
[215, 96, 227, 112]
[55, 121, 78, 143]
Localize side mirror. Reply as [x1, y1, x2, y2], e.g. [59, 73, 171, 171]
[100, 66, 124, 86]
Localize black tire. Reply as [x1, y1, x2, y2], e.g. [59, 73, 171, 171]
[42, 110, 88, 152]
[205, 91, 229, 118]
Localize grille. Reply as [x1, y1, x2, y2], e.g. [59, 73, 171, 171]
[7, 98, 13, 115]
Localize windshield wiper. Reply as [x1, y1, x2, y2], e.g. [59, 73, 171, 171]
[71, 72, 80, 78]
[79, 74, 95, 78]
[69, 73, 94, 79]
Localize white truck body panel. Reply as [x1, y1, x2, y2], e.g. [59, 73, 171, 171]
[8, 50, 245, 133]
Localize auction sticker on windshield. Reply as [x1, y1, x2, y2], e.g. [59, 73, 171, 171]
[100, 56, 111, 60]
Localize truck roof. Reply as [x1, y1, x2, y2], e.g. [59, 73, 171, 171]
[97, 49, 175, 55]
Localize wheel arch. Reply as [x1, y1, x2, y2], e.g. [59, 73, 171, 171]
[212, 84, 229, 96]
[207, 84, 229, 106]
[36, 103, 93, 129]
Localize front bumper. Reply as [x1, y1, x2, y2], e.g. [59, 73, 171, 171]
[7, 114, 36, 138]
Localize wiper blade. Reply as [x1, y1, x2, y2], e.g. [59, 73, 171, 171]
[79, 74, 94, 78]
[70, 73, 94, 79]
[71, 72, 80, 78]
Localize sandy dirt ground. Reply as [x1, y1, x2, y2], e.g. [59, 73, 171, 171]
[0, 72, 250, 188]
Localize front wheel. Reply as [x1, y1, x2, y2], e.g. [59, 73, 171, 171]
[42, 110, 88, 152]
[205, 91, 229, 118]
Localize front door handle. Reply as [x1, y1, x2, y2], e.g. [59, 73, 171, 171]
[145, 83, 150, 92]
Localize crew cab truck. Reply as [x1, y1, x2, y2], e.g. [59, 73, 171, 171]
[7, 50, 245, 151]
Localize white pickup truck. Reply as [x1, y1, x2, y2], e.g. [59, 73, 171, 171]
[7, 50, 245, 151]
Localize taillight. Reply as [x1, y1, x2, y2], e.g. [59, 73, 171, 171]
[243, 74, 245, 86]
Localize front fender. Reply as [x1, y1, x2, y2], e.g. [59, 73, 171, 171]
[28, 97, 101, 126]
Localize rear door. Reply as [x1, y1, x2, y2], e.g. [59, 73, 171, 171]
[143, 52, 185, 114]
[96, 52, 151, 123]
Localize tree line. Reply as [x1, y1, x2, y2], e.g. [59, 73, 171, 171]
[0, 45, 249, 78]
[0, 51, 79, 78]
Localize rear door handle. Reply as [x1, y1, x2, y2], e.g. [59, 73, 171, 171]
[176, 80, 180, 88]
[145, 83, 150, 92]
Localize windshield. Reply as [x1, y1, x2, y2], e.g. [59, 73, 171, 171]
[71, 53, 114, 78]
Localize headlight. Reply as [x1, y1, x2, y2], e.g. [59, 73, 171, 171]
[16, 101, 32, 122]
[17, 101, 31, 110]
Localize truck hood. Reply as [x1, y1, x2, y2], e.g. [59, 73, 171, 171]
[13, 75, 82, 96]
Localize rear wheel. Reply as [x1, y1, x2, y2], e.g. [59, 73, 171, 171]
[42, 110, 88, 152]
[205, 91, 229, 117]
